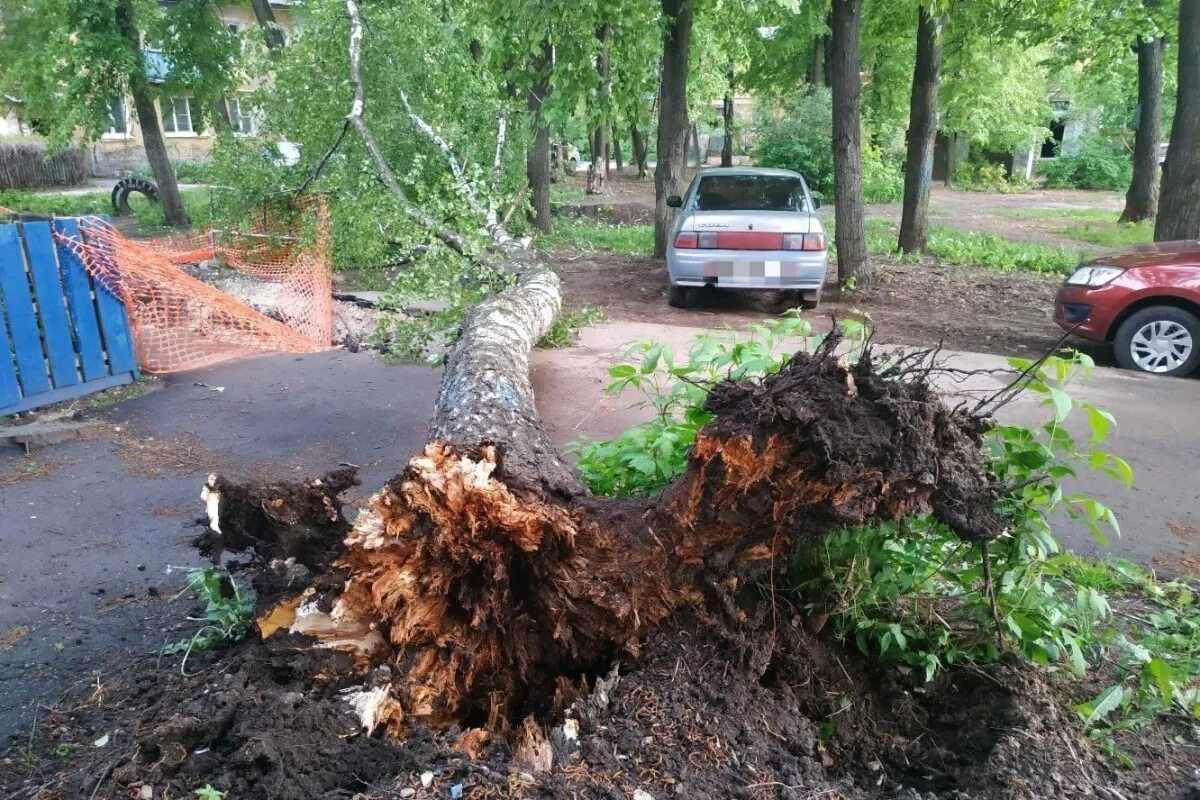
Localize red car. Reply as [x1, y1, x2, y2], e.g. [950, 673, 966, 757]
[1054, 241, 1200, 377]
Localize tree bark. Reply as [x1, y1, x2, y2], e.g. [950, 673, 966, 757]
[612, 123, 624, 172]
[587, 24, 611, 195]
[808, 34, 827, 90]
[631, 123, 649, 179]
[249, 0, 286, 50]
[898, 7, 942, 254]
[829, 0, 869, 283]
[527, 40, 553, 233]
[690, 122, 702, 167]
[721, 63, 735, 167]
[1157, 0, 1200, 240]
[115, 0, 188, 228]
[654, 0, 693, 258]
[1122, 7, 1165, 223]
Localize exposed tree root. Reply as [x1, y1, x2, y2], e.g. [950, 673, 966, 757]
[205, 344, 1005, 740]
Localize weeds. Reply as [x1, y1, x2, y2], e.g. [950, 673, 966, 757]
[573, 317, 1200, 761]
[537, 220, 653, 256]
[0, 187, 213, 229]
[162, 567, 254, 674]
[538, 305, 604, 348]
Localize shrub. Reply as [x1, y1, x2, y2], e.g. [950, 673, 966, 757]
[957, 159, 1026, 194]
[754, 89, 835, 202]
[862, 143, 904, 202]
[1041, 137, 1132, 191]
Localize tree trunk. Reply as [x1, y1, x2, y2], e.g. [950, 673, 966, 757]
[527, 41, 553, 233]
[721, 64, 735, 167]
[631, 123, 649, 179]
[587, 24, 611, 195]
[115, 0, 188, 228]
[612, 123, 624, 172]
[829, 0, 869, 283]
[1157, 0, 1200, 241]
[898, 7, 942, 254]
[208, 309, 1005, 739]
[654, 0, 694, 258]
[1122, 8, 1165, 223]
[808, 34, 826, 90]
[691, 123, 703, 167]
[249, 0, 286, 50]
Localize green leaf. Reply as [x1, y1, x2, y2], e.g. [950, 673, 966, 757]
[1048, 387, 1072, 422]
[1085, 405, 1115, 443]
[1145, 658, 1176, 701]
[1077, 685, 1126, 729]
[607, 364, 636, 378]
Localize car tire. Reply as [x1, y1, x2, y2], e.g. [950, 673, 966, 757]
[111, 177, 159, 216]
[1113, 305, 1200, 377]
[667, 285, 695, 309]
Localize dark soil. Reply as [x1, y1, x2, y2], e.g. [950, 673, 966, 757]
[551, 170, 1087, 360]
[3, 608, 1190, 800]
[556, 251, 1069, 360]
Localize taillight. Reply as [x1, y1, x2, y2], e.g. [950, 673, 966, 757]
[783, 232, 827, 251]
[782, 233, 805, 250]
[697, 232, 719, 249]
[674, 232, 698, 249]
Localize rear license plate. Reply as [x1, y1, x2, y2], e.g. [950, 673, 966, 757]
[703, 260, 785, 278]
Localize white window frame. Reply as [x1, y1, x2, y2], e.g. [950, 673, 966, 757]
[161, 96, 199, 137]
[102, 97, 130, 140]
[227, 95, 257, 136]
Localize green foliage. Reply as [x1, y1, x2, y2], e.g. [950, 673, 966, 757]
[854, 218, 1084, 274]
[793, 352, 1129, 681]
[0, 0, 238, 148]
[861, 143, 905, 202]
[1041, 137, 1133, 191]
[1063, 221, 1153, 248]
[194, 786, 226, 800]
[754, 89, 835, 202]
[538, 220, 653, 256]
[538, 305, 605, 349]
[957, 160, 1027, 194]
[0, 187, 212, 229]
[162, 567, 254, 674]
[572, 313, 873, 497]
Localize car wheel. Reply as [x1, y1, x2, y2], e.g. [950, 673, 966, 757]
[1114, 306, 1200, 377]
[667, 285, 695, 309]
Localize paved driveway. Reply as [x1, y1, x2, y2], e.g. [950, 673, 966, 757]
[0, 351, 440, 743]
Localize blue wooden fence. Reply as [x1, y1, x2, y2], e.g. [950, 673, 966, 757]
[0, 217, 138, 415]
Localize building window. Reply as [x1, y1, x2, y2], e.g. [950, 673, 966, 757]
[227, 96, 257, 136]
[161, 96, 195, 135]
[104, 97, 128, 138]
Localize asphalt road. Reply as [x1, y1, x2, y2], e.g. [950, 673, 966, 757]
[0, 351, 441, 743]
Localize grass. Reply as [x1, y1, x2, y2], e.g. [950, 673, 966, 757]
[1001, 207, 1153, 249]
[538, 219, 653, 257]
[550, 184, 586, 204]
[537, 305, 605, 348]
[0, 187, 213, 230]
[859, 218, 1085, 275]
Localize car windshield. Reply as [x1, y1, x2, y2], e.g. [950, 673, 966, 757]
[695, 175, 808, 212]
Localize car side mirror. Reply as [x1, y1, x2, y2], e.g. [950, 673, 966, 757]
[811, 197, 821, 209]
[666, 195, 683, 208]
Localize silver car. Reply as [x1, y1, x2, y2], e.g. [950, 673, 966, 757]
[665, 167, 828, 309]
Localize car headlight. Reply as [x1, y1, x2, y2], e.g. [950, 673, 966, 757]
[1065, 266, 1124, 287]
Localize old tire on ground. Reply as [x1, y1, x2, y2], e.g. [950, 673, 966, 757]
[1113, 305, 1200, 377]
[111, 177, 159, 216]
[667, 285, 695, 309]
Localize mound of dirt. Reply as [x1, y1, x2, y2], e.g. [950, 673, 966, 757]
[2, 607, 1177, 800]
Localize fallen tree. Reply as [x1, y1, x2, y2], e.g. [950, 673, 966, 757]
[193, 0, 1009, 746]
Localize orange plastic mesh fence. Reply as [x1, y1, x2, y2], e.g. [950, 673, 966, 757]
[51, 199, 333, 373]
